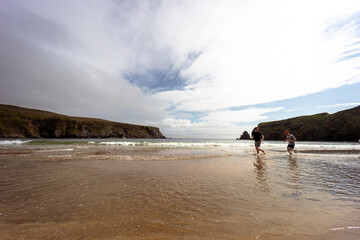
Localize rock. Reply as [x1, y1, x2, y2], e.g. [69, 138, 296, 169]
[237, 131, 251, 140]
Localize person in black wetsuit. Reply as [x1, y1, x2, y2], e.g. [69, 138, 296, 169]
[251, 127, 265, 155]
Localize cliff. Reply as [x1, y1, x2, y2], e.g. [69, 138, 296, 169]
[258, 106, 360, 141]
[0, 104, 166, 139]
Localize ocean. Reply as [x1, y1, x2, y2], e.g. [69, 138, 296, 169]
[0, 139, 359, 239]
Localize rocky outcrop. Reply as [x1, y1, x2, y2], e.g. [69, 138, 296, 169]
[236, 131, 251, 140]
[258, 106, 360, 141]
[0, 104, 166, 139]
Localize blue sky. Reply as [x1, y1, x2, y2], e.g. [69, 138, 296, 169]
[0, 0, 360, 138]
[230, 82, 360, 127]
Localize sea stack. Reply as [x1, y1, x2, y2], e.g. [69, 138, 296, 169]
[237, 131, 251, 140]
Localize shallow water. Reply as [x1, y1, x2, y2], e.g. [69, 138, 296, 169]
[0, 139, 359, 239]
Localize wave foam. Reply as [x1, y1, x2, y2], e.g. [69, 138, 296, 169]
[0, 140, 32, 145]
[330, 226, 360, 231]
[35, 148, 74, 152]
[88, 141, 248, 147]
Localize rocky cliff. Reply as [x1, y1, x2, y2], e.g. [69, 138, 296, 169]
[0, 104, 166, 139]
[258, 106, 360, 141]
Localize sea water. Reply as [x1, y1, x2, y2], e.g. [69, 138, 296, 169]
[0, 139, 359, 239]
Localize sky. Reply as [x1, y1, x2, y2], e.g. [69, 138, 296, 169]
[0, 0, 360, 139]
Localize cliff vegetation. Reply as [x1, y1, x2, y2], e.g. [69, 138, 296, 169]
[258, 106, 360, 141]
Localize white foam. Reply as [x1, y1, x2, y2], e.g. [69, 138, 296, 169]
[330, 226, 360, 231]
[99, 141, 136, 146]
[89, 141, 251, 148]
[0, 140, 31, 145]
[48, 154, 73, 158]
[35, 148, 74, 152]
[260, 141, 360, 152]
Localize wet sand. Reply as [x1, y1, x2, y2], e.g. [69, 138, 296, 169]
[1, 144, 360, 239]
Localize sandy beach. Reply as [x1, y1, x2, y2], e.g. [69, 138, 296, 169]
[0, 139, 359, 239]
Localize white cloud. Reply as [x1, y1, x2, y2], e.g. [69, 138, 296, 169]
[201, 108, 283, 123]
[316, 102, 360, 108]
[158, 107, 283, 138]
[153, 0, 360, 112]
[160, 118, 248, 139]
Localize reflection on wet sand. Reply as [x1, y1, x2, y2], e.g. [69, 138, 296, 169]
[253, 156, 269, 192]
[287, 155, 301, 185]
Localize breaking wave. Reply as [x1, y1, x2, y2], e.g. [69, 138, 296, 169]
[88, 140, 244, 147]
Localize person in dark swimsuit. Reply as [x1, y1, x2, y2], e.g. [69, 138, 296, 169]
[251, 127, 265, 155]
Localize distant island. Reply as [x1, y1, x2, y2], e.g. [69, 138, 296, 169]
[0, 104, 166, 139]
[258, 105, 360, 141]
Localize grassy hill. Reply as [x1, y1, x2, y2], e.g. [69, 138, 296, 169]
[0, 104, 165, 139]
[258, 106, 360, 141]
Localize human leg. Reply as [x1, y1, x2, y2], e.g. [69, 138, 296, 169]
[255, 141, 262, 154]
[287, 144, 295, 155]
[287, 147, 292, 155]
[255, 141, 265, 154]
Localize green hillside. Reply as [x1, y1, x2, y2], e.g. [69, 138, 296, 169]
[0, 104, 165, 139]
[258, 106, 360, 141]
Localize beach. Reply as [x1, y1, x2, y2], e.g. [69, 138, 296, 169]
[0, 139, 359, 239]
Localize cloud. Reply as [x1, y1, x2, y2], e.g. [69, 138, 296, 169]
[160, 117, 248, 139]
[1, 0, 360, 138]
[152, 0, 360, 112]
[0, 1, 163, 123]
[316, 102, 360, 108]
[159, 107, 283, 138]
[201, 108, 283, 123]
